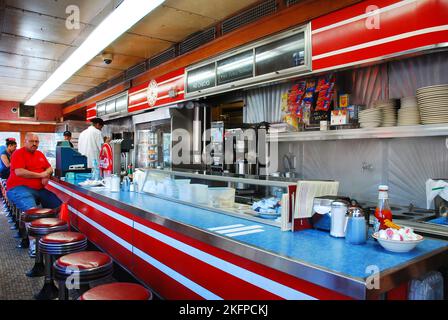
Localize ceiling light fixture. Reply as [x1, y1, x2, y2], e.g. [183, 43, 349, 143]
[25, 0, 165, 106]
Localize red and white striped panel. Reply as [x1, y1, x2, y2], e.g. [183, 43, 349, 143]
[47, 182, 135, 268]
[128, 68, 185, 113]
[47, 180, 353, 300]
[86, 103, 97, 121]
[312, 0, 448, 71]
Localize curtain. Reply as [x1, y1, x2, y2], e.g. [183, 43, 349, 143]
[388, 51, 448, 99]
[243, 82, 291, 123]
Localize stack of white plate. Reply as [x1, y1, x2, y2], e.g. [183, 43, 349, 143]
[416, 84, 448, 124]
[398, 96, 420, 126]
[358, 108, 382, 128]
[374, 99, 397, 127]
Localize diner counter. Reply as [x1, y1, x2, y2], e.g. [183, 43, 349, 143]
[47, 178, 448, 300]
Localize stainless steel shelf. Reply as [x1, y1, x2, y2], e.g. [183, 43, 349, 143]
[144, 168, 298, 188]
[267, 124, 448, 142]
[142, 191, 281, 228]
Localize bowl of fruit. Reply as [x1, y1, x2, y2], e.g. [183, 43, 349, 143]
[372, 223, 424, 253]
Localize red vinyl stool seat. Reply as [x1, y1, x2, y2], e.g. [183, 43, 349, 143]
[22, 208, 56, 221]
[53, 251, 114, 300]
[17, 208, 57, 249]
[80, 282, 153, 300]
[56, 251, 112, 270]
[35, 231, 88, 300]
[30, 218, 66, 228]
[42, 231, 86, 244]
[26, 218, 68, 278]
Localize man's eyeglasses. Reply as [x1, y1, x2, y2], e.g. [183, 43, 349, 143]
[27, 140, 40, 143]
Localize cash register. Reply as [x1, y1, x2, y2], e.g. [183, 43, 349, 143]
[55, 141, 91, 178]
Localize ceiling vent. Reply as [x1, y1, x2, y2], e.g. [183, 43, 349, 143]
[108, 73, 125, 87]
[148, 47, 176, 68]
[97, 81, 109, 93]
[179, 27, 216, 55]
[221, 0, 277, 35]
[125, 61, 147, 80]
[286, 0, 301, 6]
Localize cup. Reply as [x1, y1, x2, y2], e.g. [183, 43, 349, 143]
[110, 174, 120, 192]
[101, 176, 112, 189]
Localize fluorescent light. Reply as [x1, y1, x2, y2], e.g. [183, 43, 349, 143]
[25, 0, 165, 106]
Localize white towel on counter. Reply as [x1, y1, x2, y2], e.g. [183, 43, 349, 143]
[294, 180, 339, 218]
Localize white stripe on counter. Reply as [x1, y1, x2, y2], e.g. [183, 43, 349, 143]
[68, 205, 222, 300]
[207, 224, 245, 231]
[68, 205, 133, 251]
[134, 221, 315, 300]
[133, 247, 222, 300]
[225, 229, 265, 237]
[53, 181, 315, 299]
[49, 181, 133, 227]
[215, 225, 263, 234]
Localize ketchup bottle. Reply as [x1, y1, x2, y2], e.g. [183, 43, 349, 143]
[374, 185, 393, 233]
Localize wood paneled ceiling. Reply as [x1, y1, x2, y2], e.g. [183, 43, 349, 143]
[0, 0, 259, 104]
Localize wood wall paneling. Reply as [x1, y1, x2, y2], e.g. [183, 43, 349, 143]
[129, 5, 216, 43]
[105, 33, 173, 60]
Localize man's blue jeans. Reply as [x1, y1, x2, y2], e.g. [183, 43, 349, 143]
[7, 185, 62, 212]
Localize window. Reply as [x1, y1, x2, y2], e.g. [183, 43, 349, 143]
[0, 132, 20, 148]
[255, 32, 305, 76]
[96, 92, 128, 116]
[19, 104, 35, 118]
[185, 24, 311, 98]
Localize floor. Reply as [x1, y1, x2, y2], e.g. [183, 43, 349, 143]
[0, 203, 44, 300]
[0, 200, 154, 300]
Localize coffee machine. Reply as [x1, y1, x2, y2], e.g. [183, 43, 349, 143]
[224, 126, 257, 192]
[210, 121, 225, 172]
[111, 132, 134, 174]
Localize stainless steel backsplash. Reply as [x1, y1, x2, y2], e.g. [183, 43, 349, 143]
[278, 137, 448, 208]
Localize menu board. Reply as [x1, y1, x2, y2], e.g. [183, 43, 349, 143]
[186, 63, 216, 93]
[115, 94, 128, 112]
[217, 50, 253, 85]
[96, 102, 106, 116]
[255, 32, 305, 76]
[105, 100, 116, 114]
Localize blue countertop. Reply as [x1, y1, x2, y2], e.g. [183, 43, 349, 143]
[427, 217, 448, 225]
[71, 182, 448, 282]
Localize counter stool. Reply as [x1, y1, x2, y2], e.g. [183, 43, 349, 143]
[79, 282, 153, 300]
[53, 251, 114, 300]
[36, 231, 88, 300]
[18, 208, 58, 249]
[10, 205, 19, 230]
[27, 218, 68, 277]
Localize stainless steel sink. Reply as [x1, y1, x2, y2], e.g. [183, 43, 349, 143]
[402, 212, 426, 216]
[392, 215, 415, 220]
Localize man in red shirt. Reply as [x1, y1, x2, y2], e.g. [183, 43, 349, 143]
[6, 133, 62, 212]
